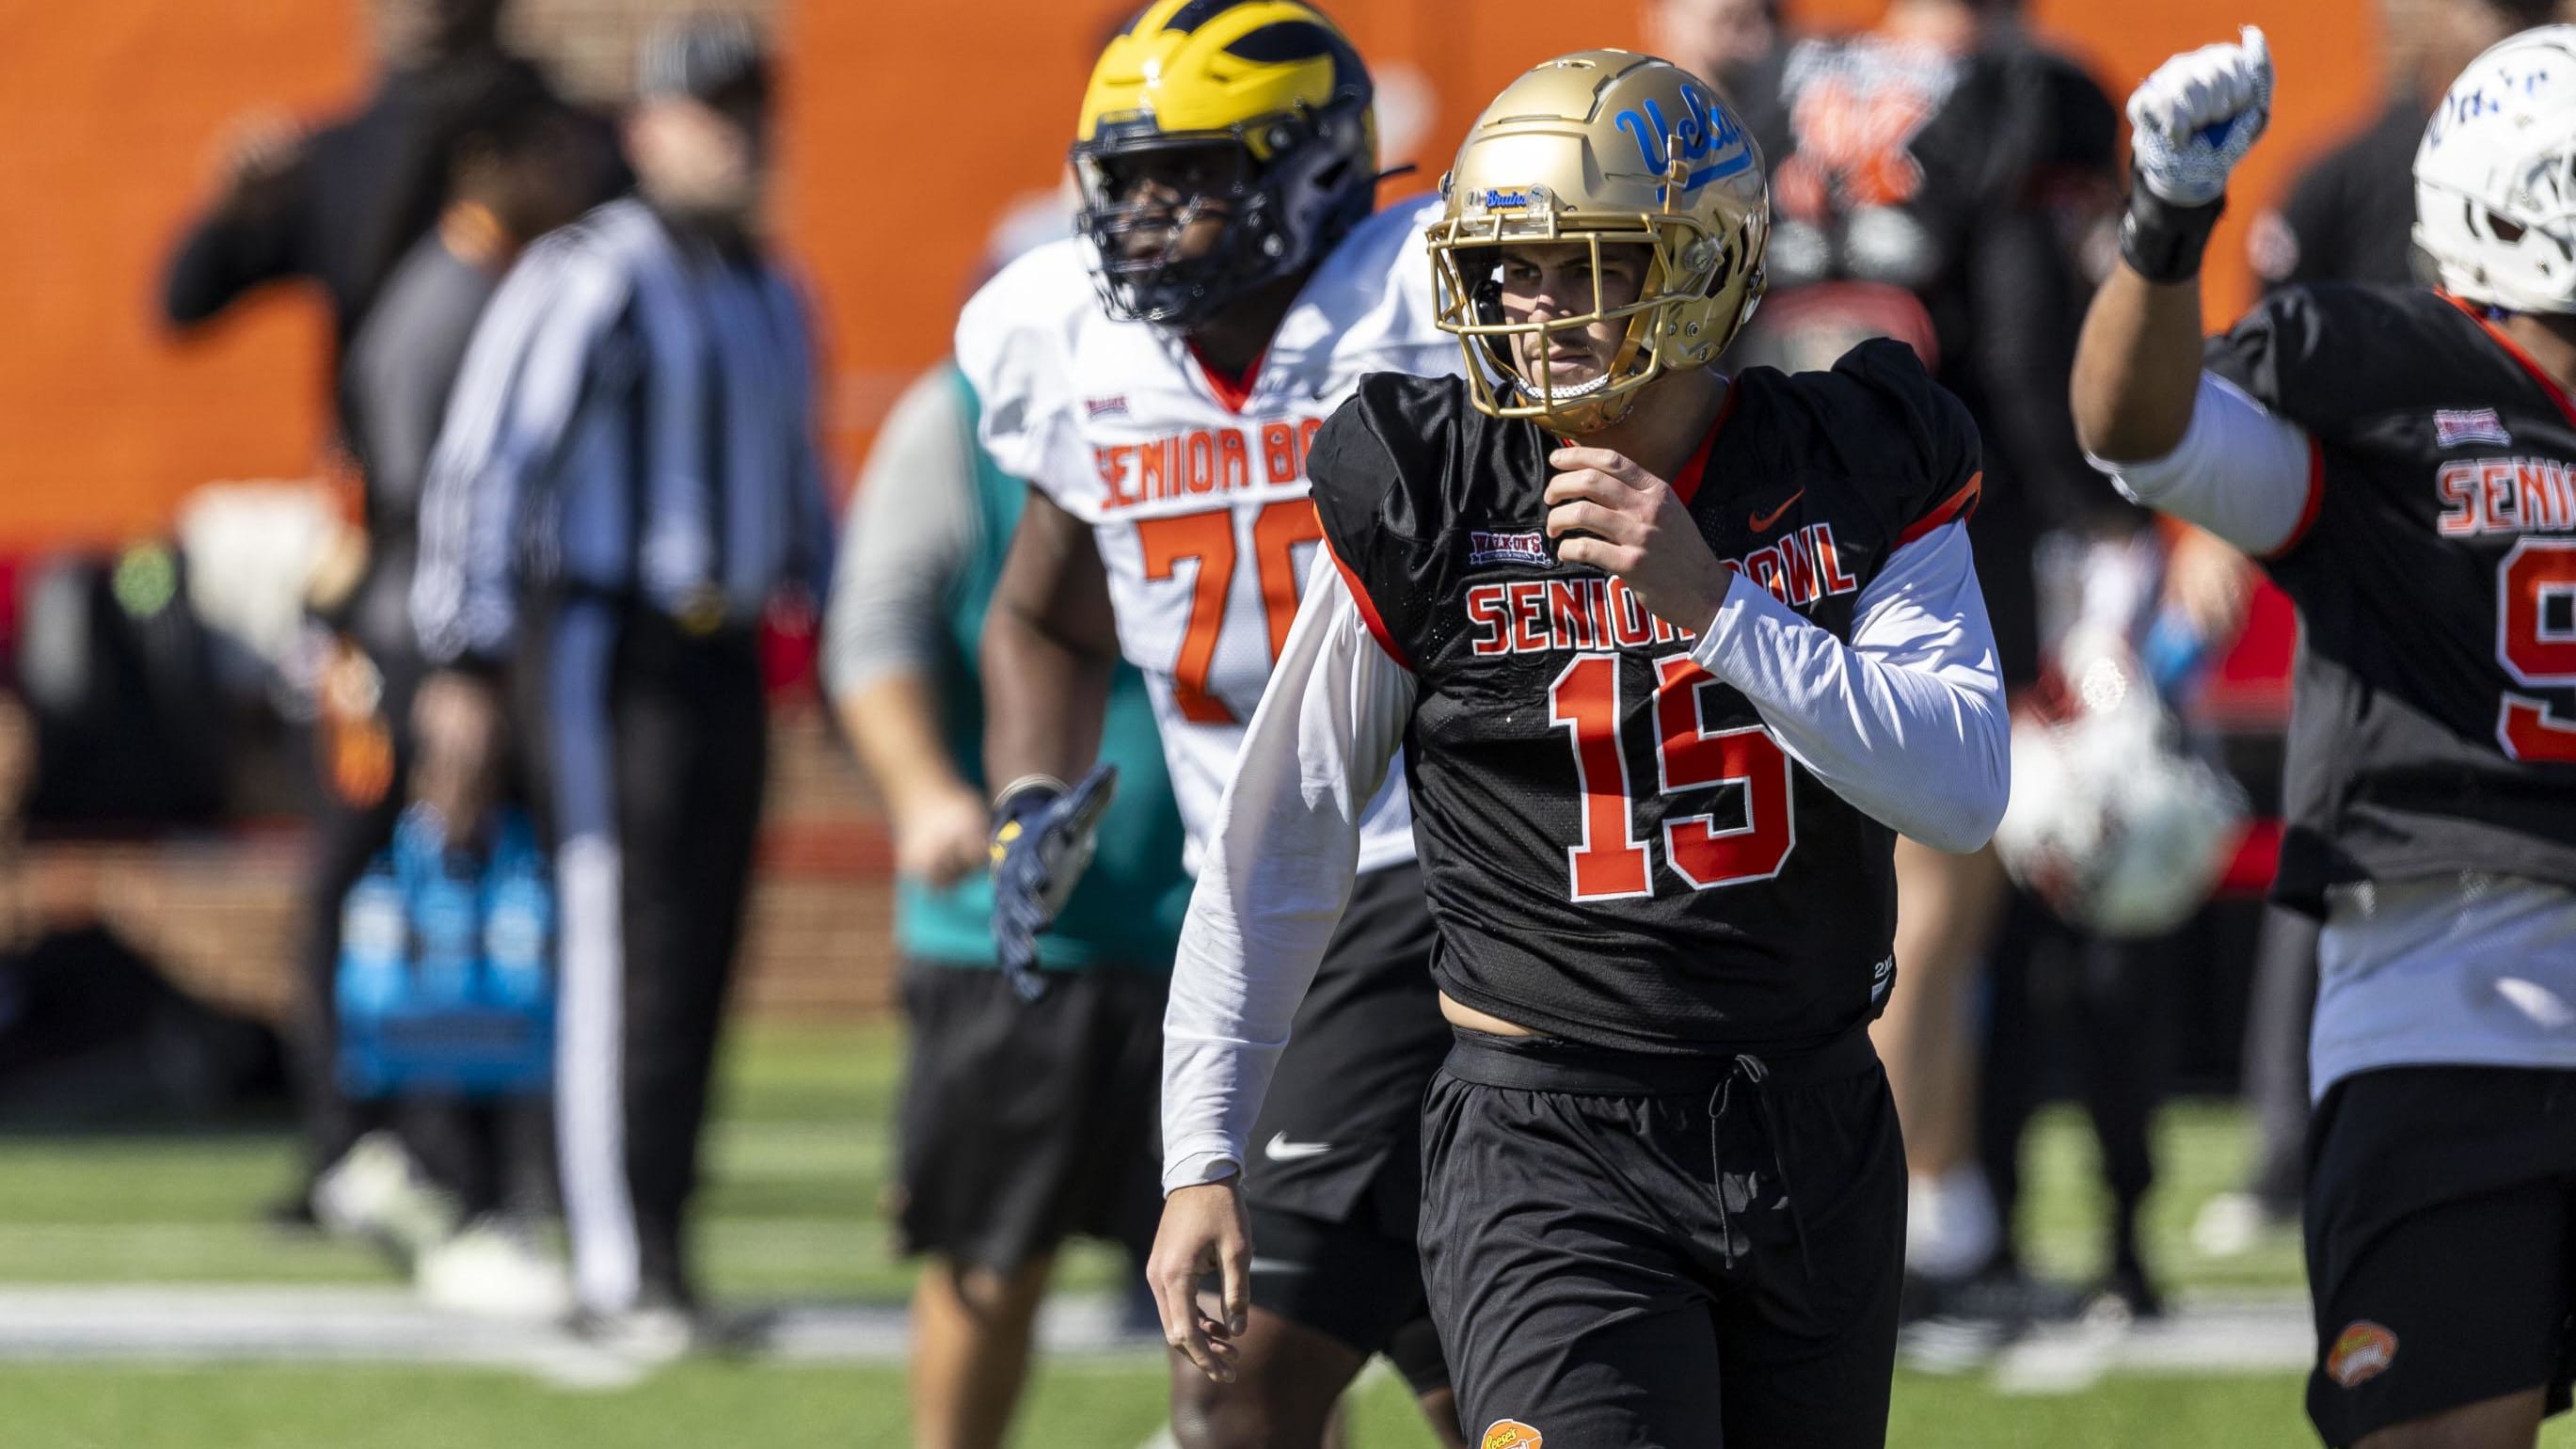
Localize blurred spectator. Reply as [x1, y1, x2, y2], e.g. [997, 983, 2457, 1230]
[154, 0, 617, 1257]
[825, 358, 1188, 1449]
[1736, 0, 2136, 1326]
[1641, 0, 1794, 161]
[408, 14, 834, 1349]
[160, 0, 591, 358]
[285, 78, 611, 1317]
[2248, 0, 2557, 293]
[2200, 0, 2557, 1258]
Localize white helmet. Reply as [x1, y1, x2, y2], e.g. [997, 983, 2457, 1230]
[1994, 629, 2250, 939]
[2415, 25, 2576, 313]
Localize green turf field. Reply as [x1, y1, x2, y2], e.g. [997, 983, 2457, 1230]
[0, 1023, 2557, 1448]
[0, 1361, 2338, 1449]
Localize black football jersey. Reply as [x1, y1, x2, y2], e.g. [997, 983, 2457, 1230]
[1307, 342, 1983, 1054]
[2207, 285, 2576, 914]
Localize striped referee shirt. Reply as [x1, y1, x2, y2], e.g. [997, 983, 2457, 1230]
[412, 197, 833, 663]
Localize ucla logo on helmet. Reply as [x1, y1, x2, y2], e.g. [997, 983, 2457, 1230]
[1614, 81, 1752, 198]
[1481, 186, 1536, 210]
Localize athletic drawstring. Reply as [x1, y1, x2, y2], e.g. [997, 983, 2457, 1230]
[1707, 1052, 1812, 1280]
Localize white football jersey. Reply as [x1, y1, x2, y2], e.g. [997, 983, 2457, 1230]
[957, 196, 1455, 875]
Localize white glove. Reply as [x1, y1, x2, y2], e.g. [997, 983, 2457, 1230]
[2127, 26, 2272, 206]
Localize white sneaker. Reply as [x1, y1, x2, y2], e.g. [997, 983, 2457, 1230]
[2189, 1190, 2285, 1258]
[417, 1218, 574, 1321]
[311, 1133, 457, 1261]
[575, 1304, 697, 1365]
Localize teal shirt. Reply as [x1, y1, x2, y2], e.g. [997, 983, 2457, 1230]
[897, 367, 1190, 972]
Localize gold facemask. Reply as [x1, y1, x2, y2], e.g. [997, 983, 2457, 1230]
[1429, 50, 1770, 433]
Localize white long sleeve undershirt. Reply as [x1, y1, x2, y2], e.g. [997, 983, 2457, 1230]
[2089, 371, 2319, 556]
[1160, 522, 2011, 1193]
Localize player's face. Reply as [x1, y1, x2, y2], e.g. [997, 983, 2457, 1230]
[628, 93, 770, 224]
[1085, 142, 1251, 264]
[1494, 242, 1653, 394]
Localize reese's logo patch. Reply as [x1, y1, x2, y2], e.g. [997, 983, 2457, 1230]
[2326, 1321, 2398, 1388]
[1480, 1420, 1543, 1449]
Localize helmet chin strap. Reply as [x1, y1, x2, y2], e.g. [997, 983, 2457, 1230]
[1538, 370, 1615, 400]
[1512, 308, 1656, 426]
[1516, 374, 1644, 434]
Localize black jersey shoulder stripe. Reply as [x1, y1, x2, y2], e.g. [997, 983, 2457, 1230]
[1323, 534, 1415, 671]
[1895, 470, 1981, 548]
[2259, 437, 2327, 562]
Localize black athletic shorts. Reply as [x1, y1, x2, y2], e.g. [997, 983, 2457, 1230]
[2304, 1065, 2576, 1447]
[1249, 1199, 1447, 1393]
[1421, 1025, 1906, 1449]
[1238, 861, 1450, 1371]
[895, 962, 1166, 1274]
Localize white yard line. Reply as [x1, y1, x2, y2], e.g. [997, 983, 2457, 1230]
[0, 1285, 1163, 1386]
[0, 1282, 2317, 1399]
[0, 1286, 648, 1389]
[1992, 1293, 2315, 1395]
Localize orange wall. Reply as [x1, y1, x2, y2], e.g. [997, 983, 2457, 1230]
[2, 4, 364, 550]
[0, 0, 2380, 550]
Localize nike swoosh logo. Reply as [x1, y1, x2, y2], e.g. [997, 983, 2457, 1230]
[1748, 489, 1805, 532]
[1263, 1133, 1333, 1162]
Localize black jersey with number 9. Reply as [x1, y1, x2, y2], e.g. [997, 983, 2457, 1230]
[2208, 284, 2576, 915]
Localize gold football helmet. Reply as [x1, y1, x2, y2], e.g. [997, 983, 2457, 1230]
[1428, 50, 1770, 432]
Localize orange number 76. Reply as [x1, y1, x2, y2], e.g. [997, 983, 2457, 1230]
[1135, 500, 1325, 725]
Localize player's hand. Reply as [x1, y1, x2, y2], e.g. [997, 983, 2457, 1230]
[1146, 1176, 1250, 1384]
[1545, 444, 1734, 634]
[988, 763, 1119, 999]
[2128, 26, 2271, 206]
[897, 782, 994, 891]
[409, 670, 505, 843]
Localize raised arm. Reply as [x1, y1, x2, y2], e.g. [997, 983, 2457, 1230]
[162, 113, 309, 327]
[1693, 521, 2010, 852]
[1544, 390, 2008, 852]
[2071, 26, 2272, 463]
[2071, 248, 2220, 466]
[2072, 26, 2319, 557]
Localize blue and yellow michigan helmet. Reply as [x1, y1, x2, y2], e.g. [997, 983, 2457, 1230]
[1071, 0, 1376, 327]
